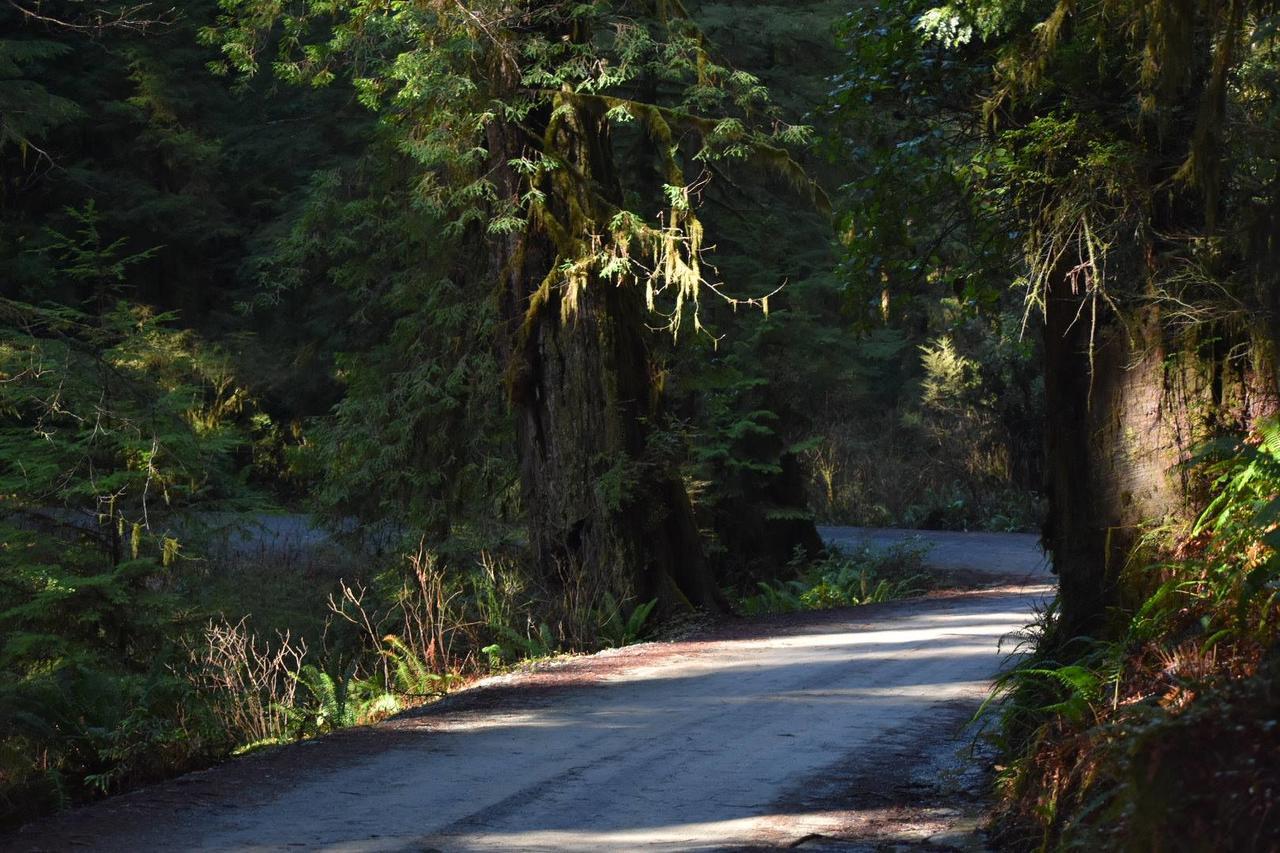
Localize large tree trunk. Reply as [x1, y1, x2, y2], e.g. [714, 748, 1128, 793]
[486, 106, 723, 613]
[1042, 279, 1269, 637]
[1042, 289, 1185, 636]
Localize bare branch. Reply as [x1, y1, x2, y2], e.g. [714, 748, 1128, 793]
[6, 0, 176, 35]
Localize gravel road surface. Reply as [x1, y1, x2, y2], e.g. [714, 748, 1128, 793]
[5, 530, 1050, 852]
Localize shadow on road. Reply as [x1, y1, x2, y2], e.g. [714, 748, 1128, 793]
[5, 588, 1050, 853]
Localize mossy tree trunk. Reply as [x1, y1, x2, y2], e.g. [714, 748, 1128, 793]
[486, 103, 723, 614]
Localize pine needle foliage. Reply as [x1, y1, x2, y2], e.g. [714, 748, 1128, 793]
[260, 153, 514, 542]
[0, 203, 261, 825]
[0, 37, 80, 162]
[202, 0, 824, 338]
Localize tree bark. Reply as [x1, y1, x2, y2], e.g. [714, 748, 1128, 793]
[487, 105, 723, 614]
[1042, 288, 1182, 636]
[1042, 280, 1269, 637]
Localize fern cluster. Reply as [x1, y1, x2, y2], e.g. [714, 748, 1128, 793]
[737, 543, 929, 616]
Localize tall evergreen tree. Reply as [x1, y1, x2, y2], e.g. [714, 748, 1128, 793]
[902, 0, 1280, 633]
[207, 0, 822, 610]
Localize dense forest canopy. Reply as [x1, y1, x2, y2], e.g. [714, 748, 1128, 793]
[2, 0, 1278, 845]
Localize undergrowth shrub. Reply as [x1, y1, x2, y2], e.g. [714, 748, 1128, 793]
[292, 663, 401, 736]
[738, 541, 929, 615]
[186, 618, 307, 749]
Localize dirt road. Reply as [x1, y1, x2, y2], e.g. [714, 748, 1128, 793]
[6, 530, 1050, 852]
